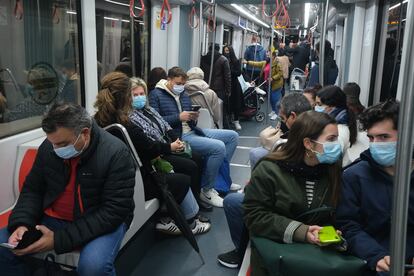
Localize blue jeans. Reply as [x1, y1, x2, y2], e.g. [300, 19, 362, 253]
[182, 129, 239, 190]
[180, 189, 199, 220]
[270, 88, 283, 113]
[223, 193, 245, 250]
[249, 146, 270, 169]
[0, 216, 127, 276]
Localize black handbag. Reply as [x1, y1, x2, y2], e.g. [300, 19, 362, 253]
[31, 254, 77, 276]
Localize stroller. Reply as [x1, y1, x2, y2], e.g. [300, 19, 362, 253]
[290, 68, 307, 92]
[238, 75, 266, 122]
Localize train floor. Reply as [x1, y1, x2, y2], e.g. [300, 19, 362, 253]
[128, 116, 273, 276]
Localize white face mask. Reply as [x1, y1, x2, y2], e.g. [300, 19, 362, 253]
[172, 84, 185, 95]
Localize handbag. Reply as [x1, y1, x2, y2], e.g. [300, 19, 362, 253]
[151, 158, 174, 173]
[214, 159, 232, 194]
[31, 254, 78, 276]
[171, 141, 192, 158]
[259, 126, 283, 151]
[251, 237, 369, 276]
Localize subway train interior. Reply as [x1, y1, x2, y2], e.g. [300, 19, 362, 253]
[0, 0, 413, 275]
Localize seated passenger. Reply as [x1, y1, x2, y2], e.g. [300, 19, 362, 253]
[0, 103, 135, 275]
[148, 67, 167, 92]
[303, 84, 322, 108]
[244, 111, 342, 276]
[129, 77, 210, 212]
[184, 67, 221, 128]
[343, 82, 365, 116]
[315, 85, 360, 166]
[249, 93, 312, 169]
[94, 72, 210, 235]
[336, 100, 414, 275]
[149, 67, 239, 207]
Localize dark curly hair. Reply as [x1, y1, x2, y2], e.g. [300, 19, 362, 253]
[359, 99, 399, 131]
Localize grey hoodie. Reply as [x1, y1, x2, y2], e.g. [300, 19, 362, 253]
[184, 79, 221, 126]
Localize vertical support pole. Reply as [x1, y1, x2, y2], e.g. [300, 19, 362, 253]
[266, 16, 275, 125]
[208, 2, 217, 86]
[319, 0, 329, 86]
[199, 1, 203, 57]
[130, 16, 136, 77]
[390, 0, 414, 275]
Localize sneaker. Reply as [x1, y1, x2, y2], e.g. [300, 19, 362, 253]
[155, 217, 181, 235]
[230, 183, 242, 191]
[259, 96, 265, 104]
[268, 111, 275, 117]
[270, 114, 278, 121]
[233, 121, 242, 130]
[217, 249, 240, 268]
[200, 188, 224, 207]
[191, 218, 211, 235]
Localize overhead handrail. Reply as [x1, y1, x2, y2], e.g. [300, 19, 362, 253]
[14, 0, 23, 20]
[275, 1, 290, 28]
[52, 4, 60, 24]
[262, 0, 279, 18]
[0, 68, 22, 98]
[160, 0, 172, 24]
[206, 5, 215, 32]
[130, 0, 145, 18]
[188, 0, 199, 29]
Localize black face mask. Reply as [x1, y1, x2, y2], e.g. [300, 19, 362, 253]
[223, 53, 230, 58]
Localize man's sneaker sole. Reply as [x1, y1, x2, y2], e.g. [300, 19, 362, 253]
[217, 259, 239, 268]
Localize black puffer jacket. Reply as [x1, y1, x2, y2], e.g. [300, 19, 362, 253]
[200, 51, 231, 100]
[8, 122, 136, 254]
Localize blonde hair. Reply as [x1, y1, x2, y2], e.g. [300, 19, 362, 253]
[94, 72, 132, 127]
[130, 77, 148, 95]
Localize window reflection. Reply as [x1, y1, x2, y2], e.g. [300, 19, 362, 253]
[96, 0, 149, 83]
[0, 0, 82, 138]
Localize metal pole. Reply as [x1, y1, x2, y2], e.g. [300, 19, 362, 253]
[199, 1, 203, 56]
[208, 3, 217, 86]
[319, 0, 329, 86]
[266, 16, 275, 125]
[130, 15, 136, 77]
[390, 0, 414, 275]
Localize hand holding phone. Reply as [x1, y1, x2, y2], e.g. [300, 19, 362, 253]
[318, 226, 342, 245]
[0, 243, 16, 249]
[191, 105, 201, 112]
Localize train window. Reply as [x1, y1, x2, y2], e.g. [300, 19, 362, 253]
[0, 0, 83, 138]
[95, 0, 150, 82]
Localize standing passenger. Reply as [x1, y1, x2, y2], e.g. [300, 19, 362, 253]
[0, 103, 135, 276]
[243, 35, 266, 82]
[336, 100, 414, 275]
[307, 40, 338, 87]
[223, 45, 244, 130]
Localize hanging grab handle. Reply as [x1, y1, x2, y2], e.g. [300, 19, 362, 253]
[262, 0, 279, 18]
[188, 0, 199, 29]
[130, 0, 145, 18]
[160, 0, 172, 24]
[52, 4, 60, 24]
[14, 0, 23, 20]
[207, 5, 215, 32]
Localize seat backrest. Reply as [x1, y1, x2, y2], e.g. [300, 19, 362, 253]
[103, 123, 142, 167]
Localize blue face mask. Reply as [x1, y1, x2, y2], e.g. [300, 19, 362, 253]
[132, 95, 146, 109]
[369, 141, 397, 167]
[54, 133, 85, 159]
[314, 105, 326, 113]
[172, 85, 185, 95]
[312, 141, 342, 164]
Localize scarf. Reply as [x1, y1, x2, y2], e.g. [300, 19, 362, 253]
[129, 107, 172, 142]
[276, 160, 328, 181]
[329, 107, 348, 125]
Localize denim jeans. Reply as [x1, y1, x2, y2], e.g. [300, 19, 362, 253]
[0, 216, 126, 276]
[249, 146, 270, 169]
[223, 193, 245, 250]
[180, 189, 199, 220]
[182, 129, 239, 190]
[270, 88, 283, 113]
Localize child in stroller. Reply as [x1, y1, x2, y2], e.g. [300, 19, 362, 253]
[238, 76, 266, 122]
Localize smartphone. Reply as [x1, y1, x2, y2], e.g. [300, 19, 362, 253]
[0, 242, 16, 249]
[318, 226, 341, 245]
[191, 105, 201, 112]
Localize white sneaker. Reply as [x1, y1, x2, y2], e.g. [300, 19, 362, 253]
[192, 218, 211, 235]
[230, 183, 242, 191]
[155, 217, 181, 235]
[233, 121, 242, 130]
[270, 114, 278, 121]
[200, 188, 224, 207]
[268, 111, 275, 117]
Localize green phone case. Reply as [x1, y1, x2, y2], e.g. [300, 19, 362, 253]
[319, 226, 341, 245]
